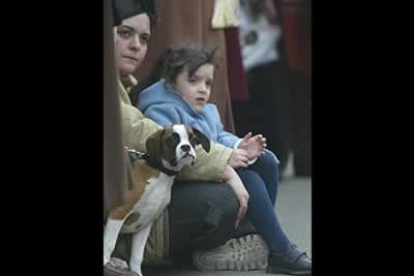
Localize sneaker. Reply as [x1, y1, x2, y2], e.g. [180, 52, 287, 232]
[192, 234, 269, 271]
[104, 264, 138, 276]
[266, 244, 312, 275]
[109, 257, 130, 270]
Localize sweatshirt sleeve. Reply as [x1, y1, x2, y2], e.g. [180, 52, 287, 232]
[211, 105, 240, 148]
[144, 104, 182, 127]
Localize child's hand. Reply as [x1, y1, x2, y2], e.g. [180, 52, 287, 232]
[238, 132, 266, 159]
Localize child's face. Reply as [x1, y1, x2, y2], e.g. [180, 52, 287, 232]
[174, 64, 214, 112]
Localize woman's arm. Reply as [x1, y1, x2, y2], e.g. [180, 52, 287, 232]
[222, 165, 249, 229]
[121, 99, 233, 182]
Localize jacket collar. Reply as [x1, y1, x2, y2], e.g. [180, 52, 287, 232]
[118, 75, 138, 105]
[122, 75, 138, 93]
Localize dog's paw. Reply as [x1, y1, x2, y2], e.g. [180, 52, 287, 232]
[109, 257, 129, 270]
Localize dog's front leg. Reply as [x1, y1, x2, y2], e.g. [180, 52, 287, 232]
[129, 223, 153, 276]
[104, 218, 125, 265]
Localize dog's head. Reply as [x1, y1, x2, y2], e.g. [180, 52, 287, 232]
[145, 125, 210, 173]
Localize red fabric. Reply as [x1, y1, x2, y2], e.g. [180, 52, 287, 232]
[225, 28, 250, 100]
[280, 1, 311, 74]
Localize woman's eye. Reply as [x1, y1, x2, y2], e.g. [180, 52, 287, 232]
[118, 29, 130, 39]
[140, 34, 150, 44]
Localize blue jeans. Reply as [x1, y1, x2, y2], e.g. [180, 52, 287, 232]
[237, 150, 291, 253]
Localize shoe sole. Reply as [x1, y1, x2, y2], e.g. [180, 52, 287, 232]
[104, 264, 139, 276]
[192, 234, 268, 272]
[266, 266, 312, 275]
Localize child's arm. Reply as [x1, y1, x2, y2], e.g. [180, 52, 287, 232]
[209, 105, 264, 161]
[216, 124, 239, 148]
[209, 105, 239, 148]
[222, 165, 249, 229]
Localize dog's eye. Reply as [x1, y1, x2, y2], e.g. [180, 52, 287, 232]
[166, 133, 180, 147]
[189, 134, 198, 145]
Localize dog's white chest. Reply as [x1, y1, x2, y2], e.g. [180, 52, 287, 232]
[121, 173, 174, 234]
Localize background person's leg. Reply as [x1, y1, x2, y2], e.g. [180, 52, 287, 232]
[246, 62, 290, 175]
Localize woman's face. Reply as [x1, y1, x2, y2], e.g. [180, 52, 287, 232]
[174, 64, 215, 113]
[114, 13, 151, 78]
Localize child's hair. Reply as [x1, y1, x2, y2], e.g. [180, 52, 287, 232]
[131, 43, 217, 104]
[162, 43, 217, 85]
[155, 43, 218, 84]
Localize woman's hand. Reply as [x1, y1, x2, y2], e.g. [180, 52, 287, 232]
[229, 149, 250, 169]
[223, 165, 250, 229]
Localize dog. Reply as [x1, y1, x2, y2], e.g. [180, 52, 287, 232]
[104, 124, 210, 276]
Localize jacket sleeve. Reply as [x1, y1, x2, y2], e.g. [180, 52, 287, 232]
[121, 101, 162, 152]
[178, 141, 233, 182]
[121, 99, 233, 182]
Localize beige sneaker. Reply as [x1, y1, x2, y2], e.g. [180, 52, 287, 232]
[104, 264, 138, 276]
[192, 234, 268, 271]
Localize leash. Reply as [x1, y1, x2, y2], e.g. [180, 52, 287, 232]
[125, 146, 178, 176]
[125, 147, 149, 163]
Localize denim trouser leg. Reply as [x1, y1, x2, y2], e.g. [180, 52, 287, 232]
[248, 150, 280, 205]
[168, 180, 247, 263]
[237, 151, 291, 254]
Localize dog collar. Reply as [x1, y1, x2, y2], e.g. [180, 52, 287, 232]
[145, 158, 179, 176]
[126, 147, 178, 176]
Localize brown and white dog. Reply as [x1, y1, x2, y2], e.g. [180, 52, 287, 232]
[104, 124, 210, 276]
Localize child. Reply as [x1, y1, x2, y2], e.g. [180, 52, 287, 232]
[136, 43, 311, 275]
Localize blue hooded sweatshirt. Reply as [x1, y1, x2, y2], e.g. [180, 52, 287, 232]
[137, 80, 240, 148]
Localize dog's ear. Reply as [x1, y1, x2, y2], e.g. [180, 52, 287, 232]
[191, 127, 210, 153]
[146, 128, 165, 156]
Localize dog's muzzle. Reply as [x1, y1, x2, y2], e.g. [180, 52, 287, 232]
[178, 151, 196, 165]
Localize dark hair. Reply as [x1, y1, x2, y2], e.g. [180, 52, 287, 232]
[157, 43, 217, 85]
[131, 43, 217, 105]
[113, 0, 158, 29]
